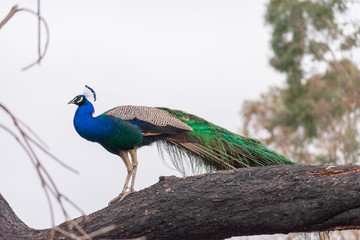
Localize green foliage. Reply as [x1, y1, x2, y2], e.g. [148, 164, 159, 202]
[242, 0, 360, 165]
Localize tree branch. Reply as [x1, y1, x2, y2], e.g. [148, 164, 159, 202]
[1, 164, 360, 240]
[0, 4, 49, 71]
[0, 5, 18, 29]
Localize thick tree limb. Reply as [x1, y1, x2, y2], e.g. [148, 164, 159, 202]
[1, 164, 360, 240]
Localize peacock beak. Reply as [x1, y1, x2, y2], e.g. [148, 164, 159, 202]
[68, 99, 75, 104]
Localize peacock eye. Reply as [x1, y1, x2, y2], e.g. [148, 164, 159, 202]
[75, 96, 83, 103]
[183, 116, 189, 121]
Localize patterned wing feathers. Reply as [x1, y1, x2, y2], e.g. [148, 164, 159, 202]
[105, 105, 193, 131]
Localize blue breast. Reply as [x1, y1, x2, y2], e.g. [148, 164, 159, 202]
[73, 101, 143, 153]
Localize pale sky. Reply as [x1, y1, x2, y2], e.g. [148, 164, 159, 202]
[0, 0, 285, 237]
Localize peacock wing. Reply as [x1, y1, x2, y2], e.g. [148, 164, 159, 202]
[104, 105, 193, 135]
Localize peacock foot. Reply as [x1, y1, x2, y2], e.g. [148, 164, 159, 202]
[108, 190, 134, 205]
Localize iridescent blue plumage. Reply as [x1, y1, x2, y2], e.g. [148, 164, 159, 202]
[72, 95, 143, 153]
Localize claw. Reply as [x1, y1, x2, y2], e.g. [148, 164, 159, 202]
[108, 190, 134, 205]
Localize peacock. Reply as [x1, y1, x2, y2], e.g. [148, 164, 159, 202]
[69, 86, 294, 204]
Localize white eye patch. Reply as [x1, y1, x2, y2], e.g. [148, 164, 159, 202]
[75, 96, 83, 103]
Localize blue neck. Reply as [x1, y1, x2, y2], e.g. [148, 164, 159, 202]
[72, 100, 143, 151]
[73, 100, 100, 142]
[75, 100, 94, 119]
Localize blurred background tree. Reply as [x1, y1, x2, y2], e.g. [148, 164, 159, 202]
[242, 0, 360, 165]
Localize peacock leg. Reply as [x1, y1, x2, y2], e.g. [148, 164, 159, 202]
[128, 148, 138, 192]
[117, 148, 138, 201]
[108, 150, 132, 205]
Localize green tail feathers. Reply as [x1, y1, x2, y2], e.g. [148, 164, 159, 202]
[157, 107, 294, 173]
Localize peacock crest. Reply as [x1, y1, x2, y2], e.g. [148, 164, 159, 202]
[84, 85, 96, 102]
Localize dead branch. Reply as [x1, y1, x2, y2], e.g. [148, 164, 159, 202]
[1, 164, 360, 240]
[0, 4, 49, 70]
[0, 5, 18, 29]
[0, 104, 93, 239]
[16, 7, 50, 71]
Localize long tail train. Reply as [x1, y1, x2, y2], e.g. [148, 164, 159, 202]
[157, 107, 294, 173]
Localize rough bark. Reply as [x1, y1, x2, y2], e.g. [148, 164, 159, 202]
[1, 164, 360, 240]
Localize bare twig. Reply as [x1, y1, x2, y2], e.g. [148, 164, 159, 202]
[0, 5, 18, 29]
[0, 103, 91, 238]
[38, 0, 41, 62]
[16, 7, 49, 71]
[54, 225, 117, 240]
[0, 4, 49, 71]
[29, 136, 79, 174]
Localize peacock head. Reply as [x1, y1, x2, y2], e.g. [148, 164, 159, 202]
[68, 85, 97, 106]
[68, 95, 88, 106]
